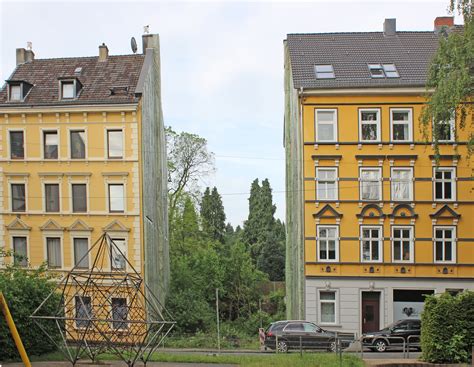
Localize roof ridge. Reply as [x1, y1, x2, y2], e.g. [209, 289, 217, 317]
[32, 53, 144, 62]
[287, 31, 436, 36]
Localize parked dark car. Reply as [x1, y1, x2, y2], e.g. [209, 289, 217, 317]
[362, 319, 421, 352]
[264, 320, 352, 353]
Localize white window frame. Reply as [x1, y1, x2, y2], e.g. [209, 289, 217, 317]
[68, 128, 88, 160]
[391, 226, 414, 263]
[44, 234, 63, 269]
[8, 128, 26, 160]
[111, 297, 129, 330]
[434, 226, 456, 264]
[70, 182, 88, 214]
[11, 235, 28, 267]
[10, 182, 27, 213]
[9, 84, 22, 101]
[390, 108, 413, 142]
[360, 226, 383, 263]
[108, 183, 125, 213]
[72, 236, 90, 270]
[74, 295, 92, 330]
[315, 167, 338, 201]
[43, 181, 61, 213]
[317, 289, 339, 326]
[390, 167, 414, 201]
[359, 108, 381, 143]
[61, 80, 75, 99]
[433, 167, 456, 202]
[435, 118, 455, 143]
[359, 167, 382, 201]
[41, 129, 60, 160]
[106, 128, 124, 159]
[315, 109, 338, 143]
[108, 236, 128, 271]
[316, 225, 339, 262]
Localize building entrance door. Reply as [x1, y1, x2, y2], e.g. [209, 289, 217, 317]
[362, 292, 380, 333]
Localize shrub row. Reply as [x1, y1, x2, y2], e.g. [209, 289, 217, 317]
[421, 291, 474, 364]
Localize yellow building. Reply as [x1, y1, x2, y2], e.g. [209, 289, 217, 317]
[284, 17, 473, 335]
[0, 34, 169, 311]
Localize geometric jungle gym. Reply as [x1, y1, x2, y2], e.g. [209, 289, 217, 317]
[31, 233, 175, 366]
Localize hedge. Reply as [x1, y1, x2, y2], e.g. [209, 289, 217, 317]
[421, 290, 474, 364]
[0, 263, 61, 360]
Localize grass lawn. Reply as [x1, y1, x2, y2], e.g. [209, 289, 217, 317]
[27, 350, 364, 367]
[150, 352, 364, 367]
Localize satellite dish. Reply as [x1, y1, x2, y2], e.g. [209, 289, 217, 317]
[131, 37, 137, 54]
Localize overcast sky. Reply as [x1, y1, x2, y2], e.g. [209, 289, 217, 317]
[0, 0, 452, 226]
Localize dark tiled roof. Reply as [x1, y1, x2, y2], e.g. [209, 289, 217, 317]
[0, 54, 145, 106]
[286, 31, 442, 89]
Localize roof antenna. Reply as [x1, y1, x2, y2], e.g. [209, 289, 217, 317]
[143, 25, 150, 34]
[27, 41, 32, 50]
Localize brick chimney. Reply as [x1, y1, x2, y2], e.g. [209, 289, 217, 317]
[383, 18, 396, 36]
[16, 48, 26, 65]
[434, 16, 454, 31]
[99, 43, 109, 61]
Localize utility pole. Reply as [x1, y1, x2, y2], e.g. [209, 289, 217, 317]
[216, 288, 220, 351]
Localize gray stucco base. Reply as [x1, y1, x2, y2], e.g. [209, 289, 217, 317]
[305, 277, 474, 337]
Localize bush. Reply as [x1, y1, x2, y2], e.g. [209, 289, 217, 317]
[421, 291, 474, 364]
[0, 263, 62, 359]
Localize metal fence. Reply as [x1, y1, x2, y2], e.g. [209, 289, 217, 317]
[357, 334, 421, 359]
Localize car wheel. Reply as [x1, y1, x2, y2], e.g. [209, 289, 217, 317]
[277, 340, 288, 353]
[328, 339, 337, 352]
[373, 339, 387, 352]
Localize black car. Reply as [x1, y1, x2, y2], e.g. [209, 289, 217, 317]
[362, 319, 421, 352]
[264, 320, 351, 353]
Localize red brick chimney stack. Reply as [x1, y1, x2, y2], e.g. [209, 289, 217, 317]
[434, 16, 454, 30]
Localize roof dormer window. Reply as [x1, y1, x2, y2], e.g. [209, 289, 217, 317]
[62, 81, 75, 99]
[7, 81, 32, 102]
[10, 84, 21, 101]
[59, 78, 82, 100]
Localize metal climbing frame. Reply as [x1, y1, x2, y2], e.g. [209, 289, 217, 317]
[31, 233, 175, 366]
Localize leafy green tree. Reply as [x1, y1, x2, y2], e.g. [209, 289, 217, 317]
[166, 127, 215, 218]
[420, 0, 473, 157]
[200, 187, 226, 243]
[257, 222, 286, 281]
[220, 241, 267, 321]
[243, 179, 285, 280]
[0, 263, 61, 359]
[166, 243, 223, 333]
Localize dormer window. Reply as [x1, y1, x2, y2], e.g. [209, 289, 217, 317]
[10, 84, 21, 101]
[7, 80, 32, 102]
[59, 78, 82, 100]
[61, 81, 75, 99]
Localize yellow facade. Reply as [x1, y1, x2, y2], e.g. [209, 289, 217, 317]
[0, 107, 145, 275]
[302, 94, 474, 279]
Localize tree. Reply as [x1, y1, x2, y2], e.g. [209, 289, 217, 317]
[166, 127, 215, 218]
[420, 0, 473, 157]
[200, 187, 226, 243]
[0, 263, 62, 359]
[243, 179, 285, 280]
